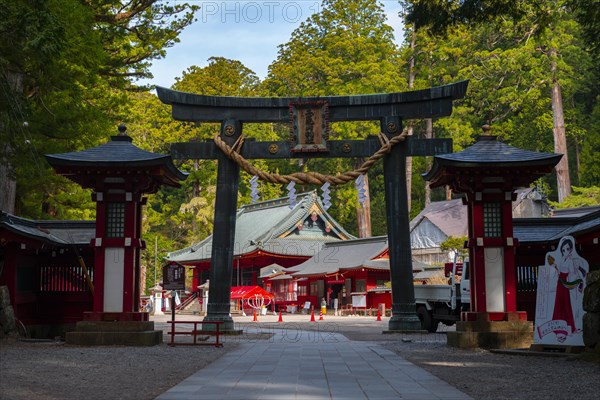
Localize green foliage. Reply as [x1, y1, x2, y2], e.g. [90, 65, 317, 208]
[549, 186, 600, 209]
[401, 0, 597, 203]
[440, 236, 469, 255]
[580, 99, 600, 186]
[174, 57, 261, 96]
[3, 0, 599, 261]
[88, 0, 199, 86]
[141, 230, 181, 294]
[1, 0, 199, 218]
[405, 0, 599, 80]
[264, 0, 405, 96]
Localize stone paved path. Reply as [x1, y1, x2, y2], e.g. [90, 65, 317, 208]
[155, 325, 471, 400]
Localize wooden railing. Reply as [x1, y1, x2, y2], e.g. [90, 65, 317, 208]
[516, 265, 538, 292]
[168, 320, 223, 347]
[39, 265, 94, 293]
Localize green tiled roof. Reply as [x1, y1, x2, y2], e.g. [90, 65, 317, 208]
[168, 191, 354, 263]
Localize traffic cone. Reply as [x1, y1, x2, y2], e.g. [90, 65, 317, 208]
[253, 309, 258, 322]
[319, 310, 324, 320]
[376, 308, 382, 321]
[310, 309, 316, 322]
[278, 310, 283, 322]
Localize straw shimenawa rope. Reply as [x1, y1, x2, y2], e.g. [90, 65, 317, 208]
[213, 129, 408, 186]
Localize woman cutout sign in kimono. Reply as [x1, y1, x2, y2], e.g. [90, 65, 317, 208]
[534, 236, 588, 345]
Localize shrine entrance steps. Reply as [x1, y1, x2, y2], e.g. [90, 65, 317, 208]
[65, 312, 162, 346]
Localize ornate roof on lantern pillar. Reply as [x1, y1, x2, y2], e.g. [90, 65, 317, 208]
[45, 125, 187, 193]
[422, 128, 562, 193]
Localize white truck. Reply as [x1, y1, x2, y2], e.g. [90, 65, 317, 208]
[413, 257, 470, 333]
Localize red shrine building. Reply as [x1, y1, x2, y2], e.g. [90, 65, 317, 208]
[1, 125, 187, 341]
[0, 213, 95, 337]
[168, 191, 354, 308]
[285, 236, 391, 311]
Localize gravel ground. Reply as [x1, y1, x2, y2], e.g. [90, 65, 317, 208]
[1, 315, 599, 400]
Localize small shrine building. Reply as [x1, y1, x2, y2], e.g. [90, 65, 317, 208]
[45, 125, 186, 345]
[284, 236, 390, 312]
[423, 131, 563, 348]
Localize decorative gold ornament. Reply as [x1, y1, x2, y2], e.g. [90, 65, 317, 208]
[224, 124, 236, 136]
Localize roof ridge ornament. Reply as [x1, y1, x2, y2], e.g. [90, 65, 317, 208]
[479, 123, 497, 141]
[112, 124, 133, 142]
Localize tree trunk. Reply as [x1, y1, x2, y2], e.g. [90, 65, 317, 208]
[0, 145, 17, 214]
[424, 118, 433, 207]
[550, 48, 571, 202]
[0, 70, 22, 214]
[140, 263, 147, 297]
[191, 159, 199, 233]
[355, 160, 372, 238]
[573, 132, 581, 184]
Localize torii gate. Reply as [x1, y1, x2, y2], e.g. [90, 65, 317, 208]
[157, 81, 468, 331]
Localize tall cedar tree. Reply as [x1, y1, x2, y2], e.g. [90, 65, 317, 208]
[0, 0, 197, 217]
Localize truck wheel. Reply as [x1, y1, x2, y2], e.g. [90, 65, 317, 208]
[417, 306, 438, 333]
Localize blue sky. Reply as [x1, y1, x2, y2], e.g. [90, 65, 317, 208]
[143, 1, 405, 88]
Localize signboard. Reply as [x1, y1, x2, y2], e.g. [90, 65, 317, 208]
[351, 294, 367, 308]
[289, 101, 330, 153]
[534, 236, 588, 346]
[162, 262, 186, 291]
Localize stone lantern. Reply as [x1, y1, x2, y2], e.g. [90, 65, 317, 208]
[46, 125, 186, 345]
[423, 127, 561, 348]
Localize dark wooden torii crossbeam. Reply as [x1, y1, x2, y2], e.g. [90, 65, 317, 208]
[157, 81, 468, 331]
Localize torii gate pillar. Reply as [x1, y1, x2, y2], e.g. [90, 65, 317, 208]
[382, 116, 422, 330]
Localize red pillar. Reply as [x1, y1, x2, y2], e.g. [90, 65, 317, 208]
[502, 194, 517, 313]
[122, 193, 137, 313]
[470, 197, 487, 313]
[92, 192, 106, 313]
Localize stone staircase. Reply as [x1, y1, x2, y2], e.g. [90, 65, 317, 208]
[177, 295, 204, 316]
